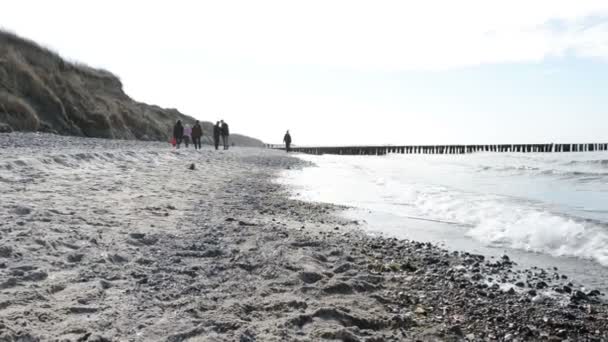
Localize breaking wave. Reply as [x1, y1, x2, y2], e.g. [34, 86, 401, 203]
[281, 151, 608, 267]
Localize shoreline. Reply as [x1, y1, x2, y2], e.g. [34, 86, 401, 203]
[333, 207, 608, 295]
[0, 133, 607, 341]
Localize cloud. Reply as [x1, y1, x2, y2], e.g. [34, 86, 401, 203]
[180, 0, 608, 70]
[3, 0, 608, 71]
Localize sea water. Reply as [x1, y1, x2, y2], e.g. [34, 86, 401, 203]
[279, 152, 608, 291]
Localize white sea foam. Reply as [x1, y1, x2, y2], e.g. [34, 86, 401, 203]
[280, 152, 608, 267]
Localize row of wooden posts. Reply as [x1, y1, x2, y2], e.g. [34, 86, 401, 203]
[266, 143, 608, 155]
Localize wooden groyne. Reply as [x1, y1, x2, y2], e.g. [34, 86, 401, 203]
[266, 143, 608, 155]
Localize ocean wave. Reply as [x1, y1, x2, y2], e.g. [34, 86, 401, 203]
[477, 164, 608, 179]
[285, 152, 608, 267]
[477, 165, 541, 172]
[466, 212, 608, 267]
[539, 169, 608, 178]
[564, 159, 608, 167]
[412, 188, 608, 266]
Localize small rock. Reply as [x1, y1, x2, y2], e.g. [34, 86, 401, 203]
[400, 262, 417, 272]
[129, 233, 145, 240]
[571, 290, 588, 302]
[0, 246, 12, 258]
[323, 282, 353, 295]
[88, 334, 111, 342]
[24, 271, 48, 281]
[391, 315, 417, 329]
[333, 263, 353, 274]
[108, 254, 128, 264]
[0, 278, 18, 289]
[99, 280, 112, 289]
[77, 333, 92, 342]
[238, 221, 256, 226]
[448, 325, 464, 336]
[299, 271, 323, 284]
[67, 253, 84, 263]
[48, 284, 66, 294]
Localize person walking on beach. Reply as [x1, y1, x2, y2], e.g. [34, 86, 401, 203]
[283, 130, 292, 152]
[221, 120, 230, 150]
[183, 124, 192, 148]
[173, 120, 184, 149]
[192, 120, 203, 150]
[213, 121, 221, 150]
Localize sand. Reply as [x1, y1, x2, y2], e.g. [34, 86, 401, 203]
[0, 133, 607, 341]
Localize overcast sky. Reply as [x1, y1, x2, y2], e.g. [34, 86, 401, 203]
[2, 1, 608, 145]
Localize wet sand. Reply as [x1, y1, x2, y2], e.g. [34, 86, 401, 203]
[0, 133, 607, 341]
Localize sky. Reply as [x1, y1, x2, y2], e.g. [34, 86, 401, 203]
[2, 0, 608, 145]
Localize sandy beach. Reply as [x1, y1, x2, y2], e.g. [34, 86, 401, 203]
[1, 133, 607, 341]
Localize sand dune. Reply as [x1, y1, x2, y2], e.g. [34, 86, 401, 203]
[0, 30, 264, 147]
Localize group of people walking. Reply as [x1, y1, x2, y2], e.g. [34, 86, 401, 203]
[172, 120, 230, 150]
[173, 120, 294, 153]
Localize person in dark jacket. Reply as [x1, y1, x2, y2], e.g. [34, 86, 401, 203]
[173, 120, 184, 149]
[283, 130, 292, 152]
[213, 121, 221, 150]
[220, 120, 230, 150]
[191, 121, 203, 150]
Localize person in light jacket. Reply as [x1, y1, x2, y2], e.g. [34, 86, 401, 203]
[220, 120, 230, 150]
[213, 121, 221, 150]
[183, 125, 192, 148]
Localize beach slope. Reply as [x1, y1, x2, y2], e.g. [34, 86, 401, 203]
[0, 133, 606, 341]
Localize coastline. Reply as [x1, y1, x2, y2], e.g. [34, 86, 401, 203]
[0, 133, 607, 341]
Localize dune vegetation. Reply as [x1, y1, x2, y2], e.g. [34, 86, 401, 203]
[0, 30, 263, 146]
